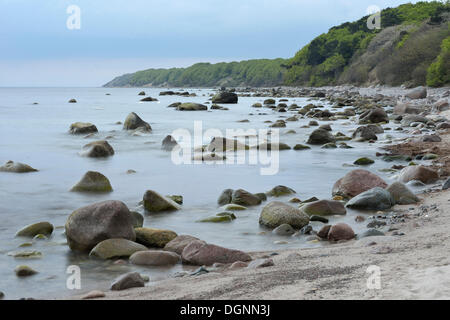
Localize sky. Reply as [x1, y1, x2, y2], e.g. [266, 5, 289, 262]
[0, 0, 434, 87]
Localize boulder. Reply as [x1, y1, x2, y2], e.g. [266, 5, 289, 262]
[163, 235, 200, 255]
[130, 250, 180, 266]
[266, 185, 296, 197]
[231, 189, 261, 206]
[259, 201, 309, 229]
[386, 182, 419, 204]
[212, 91, 238, 104]
[317, 225, 331, 238]
[89, 239, 147, 259]
[352, 125, 383, 141]
[346, 187, 395, 210]
[0, 160, 37, 173]
[69, 122, 98, 135]
[405, 87, 427, 99]
[332, 169, 387, 199]
[65, 200, 136, 252]
[138, 91, 145, 95]
[176, 103, 207, 111]
[161, 135, 179, 151]
[398, 165, 439, 184]
[16, 222, 54, 237]
[70, 171, 113, 192]
[301, 200, 346, 216]
[81, 140, 114, 158]
[217, 189, 233, 205]
[307, 128, 335, 145]
[123, 112, 152, 131]
[359, 108, 388, 124]
[68, 99, 77, 103]
[135, 228, 177, 248]
[143, 190, 181, 212]
[354, 157, 374, 165]
[393, 103, 421, 115]
[181, 240, 251, 266]
[328, 223, 355, 241]
[110, 272, 145, 291]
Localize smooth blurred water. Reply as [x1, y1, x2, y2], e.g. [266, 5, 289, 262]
[0, 87, 416, 299]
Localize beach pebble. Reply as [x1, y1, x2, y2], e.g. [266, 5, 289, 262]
[130, 250, 180, 266]
[15, 265, 38, 277]
[16, 222, 53, 237]
[259, 201, 309, 229]
[89, 239, 147, 260]
[81, 290, 106, 299]
[272, 224, 295, 236]
[135, 228, 178, 248]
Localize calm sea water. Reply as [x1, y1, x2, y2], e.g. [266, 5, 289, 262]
[0, 87, 417, 299]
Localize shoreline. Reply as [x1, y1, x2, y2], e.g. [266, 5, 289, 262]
[67, 186, 450, 300]
[62, 85, 450, 300]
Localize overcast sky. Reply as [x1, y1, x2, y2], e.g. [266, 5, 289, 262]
[0, 0, 431, 87]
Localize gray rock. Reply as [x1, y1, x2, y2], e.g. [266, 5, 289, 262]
[212, 91, 238, 104]
[16, 222, 54, 237]
[0, 160, 38, 173]
[129, 250, 180, 266]
[89, 239, 148, 259]
[352, 125, 383, 141]
[357, 229, 385, 239]
[70, 171, 113, 192]
[217, 189, 233, 205]
[386, 182, 419, 204]
[307, 128, 335, 145]
[143, 190, 181, 212]
[405, 86, 427, 99]
[69, 122, 98, 134]
[272, 224, 295, 236]
[266, 185, 296, 197]
[231, 189, 261, 206]
[81, 140, 114, 158]
[443, 178, 450, 190]
[346, 187, 395, 210]
[65, 200, 136, 252]
[161, 135, 179, 151]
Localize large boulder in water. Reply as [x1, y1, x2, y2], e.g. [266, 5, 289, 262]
[307, 128, 335, 145]
[123, 112, 151, 131]
[89, 238, 148, 259]
[211, 91, 238, 104]
[0, 160, 37, 173]
[231, 189, 261, 206]
[398, 165, 439, 184]
[143, 190, 181, 212]
[65, 200, 136, 252]
[332, 169, 387, 199]
[346, 187, 395, 210]
[259, 201, 309, 229]
[69, 122, 98, 135]
[352, 125, 383, 141]
[81, 140, 114, 158]
[70, 171, 113, 192]
[176, 103, 207, 111]
[301, 200, 346, 216]
[405, 87, 427, 100]
[386, 182, 419, 205]
[359, 108, 388, 124]
[181, 240, 251, 265]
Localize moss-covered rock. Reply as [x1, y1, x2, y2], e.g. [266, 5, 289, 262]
[259, 201, 309, 229]
[167, 195, 183, 205]
[135, 228, 178, 248]
[293, 144, 311, 150]
[267, 185, 296, 197]
[353, 157, 375, 165]
[70, 171, 113, 192]
[16, 222, 54, 237]
[69, 122, 98, 135]
[176, 103, 208, 111]
[15, 265, 37, 277]
[89, 238, 147, 259]
[223, 204, 247, 211]
[211, 91, 238, 104]
[123, 112, 152, 131]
